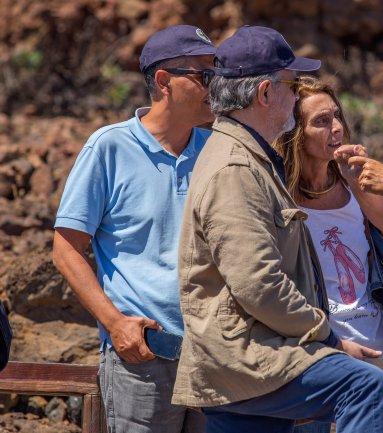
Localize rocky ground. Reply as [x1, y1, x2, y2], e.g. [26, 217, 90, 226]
[0, 115, 105, 432]
[0, 414, 81, 433]
[1, 0, 383, 431]
[0, 114, 105, 365]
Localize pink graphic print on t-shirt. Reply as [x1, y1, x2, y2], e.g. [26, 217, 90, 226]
[320, 226, 366, 304]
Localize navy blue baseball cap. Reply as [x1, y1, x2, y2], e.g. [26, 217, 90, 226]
[214, 25, 321, 77]
[139, 25, 216, 72]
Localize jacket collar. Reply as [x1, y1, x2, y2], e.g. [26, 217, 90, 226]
[213, 116, 272, 163]
[212, 116, 296, 206]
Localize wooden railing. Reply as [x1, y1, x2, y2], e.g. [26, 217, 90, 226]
[0, 361, 315, 431]
[0, 362, 107, 433]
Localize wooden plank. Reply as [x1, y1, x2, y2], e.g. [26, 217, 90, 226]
[0, 380, 98, 395]
[82, 393, 105, 433]
[0, 362, 99, 382]
[0, 362, 99, 395]
[0, 362, 108, 431]
[82, 394, 92, 433]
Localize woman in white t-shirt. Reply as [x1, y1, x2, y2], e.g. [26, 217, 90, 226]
[274, 76, 383, 433]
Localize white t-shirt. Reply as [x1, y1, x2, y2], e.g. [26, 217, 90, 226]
[302, 192, 383, 350]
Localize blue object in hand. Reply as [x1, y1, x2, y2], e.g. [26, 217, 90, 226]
[144, 328, 183, 361]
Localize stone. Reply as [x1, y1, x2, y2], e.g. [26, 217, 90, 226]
[67, 396, 82, 425]
[9, 314, 99, 365]
[0, 145, 18, 164]
[0, 173, 12, 198]
[0, 114, 10, 133]
[44, 397, 67, 423]
[5, 248, 95, 324]
[27, 396, 48, 417]
[0, 412, 81, 432]
[0, 214, 42, 235]
[0, 393, 19, 414]
[29, 164, 54, 198]
[117, 0, 149, 20]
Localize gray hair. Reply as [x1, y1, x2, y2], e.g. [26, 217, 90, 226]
[209, 72, 278, 116]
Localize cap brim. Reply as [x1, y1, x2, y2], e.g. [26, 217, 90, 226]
[286, 56, 321, 72]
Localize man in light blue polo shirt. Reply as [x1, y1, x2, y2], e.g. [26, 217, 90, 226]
[53, 25, 216, 433]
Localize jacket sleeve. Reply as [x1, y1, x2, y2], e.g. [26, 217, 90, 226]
[199, 164, 331, 343]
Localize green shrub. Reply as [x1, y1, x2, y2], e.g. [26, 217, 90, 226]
[108, 83, 131, 106]
[101, 63, 122, 80]
[340, 93, 383, 135]
[11, 50, 43, 71]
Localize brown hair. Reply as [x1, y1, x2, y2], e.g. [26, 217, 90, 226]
[273, 76, 350, 202]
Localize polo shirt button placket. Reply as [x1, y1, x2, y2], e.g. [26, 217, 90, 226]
[177, 176, 183, 191]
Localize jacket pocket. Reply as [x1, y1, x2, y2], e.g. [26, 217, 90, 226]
[217, 287, 255, 339]
[219, 316, 255, 339]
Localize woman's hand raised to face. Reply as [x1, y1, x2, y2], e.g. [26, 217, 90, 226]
[333, 144, 368, 183]
[346, 156, 383, 196]
[335, 144, 383, 196]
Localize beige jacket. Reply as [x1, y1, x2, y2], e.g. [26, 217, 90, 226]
[172, 117, 339, 407]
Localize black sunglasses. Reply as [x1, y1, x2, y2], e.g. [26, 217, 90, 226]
[162, 68, 215, 87]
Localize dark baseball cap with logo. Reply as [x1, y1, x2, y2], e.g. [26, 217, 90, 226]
[214, 25, 321, 77]
[139, 25, 216, 73]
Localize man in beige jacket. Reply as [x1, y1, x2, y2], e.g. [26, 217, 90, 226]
[172, 26, 383, 433]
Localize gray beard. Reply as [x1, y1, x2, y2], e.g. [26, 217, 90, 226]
[282, 112, 296, 133]
[274, 112, 296, 140]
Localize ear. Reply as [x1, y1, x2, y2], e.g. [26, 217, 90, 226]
[257, 80, 271, 108]
[155, 70, 171, 96]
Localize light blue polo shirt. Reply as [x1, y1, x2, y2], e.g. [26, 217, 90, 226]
[55, 107, 210, 345]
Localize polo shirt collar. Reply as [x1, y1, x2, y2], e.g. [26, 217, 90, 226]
[131, 107, 163, 153]
[131, 107, 197, 157]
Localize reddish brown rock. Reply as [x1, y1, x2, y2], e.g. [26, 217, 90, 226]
[0, 412, 81, 433]
[45, 398, 67, 423]
[4, 249, 94, 325]
[29, 164, 54, 199]
[27, 396, 48, 417]
[9, 314, 99, 365]
[0, 394, 19, 414]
